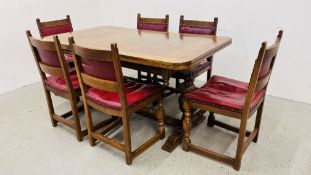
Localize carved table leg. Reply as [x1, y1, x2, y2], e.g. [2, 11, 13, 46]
[161, 73, 206, 152]
[207, 112, 215, 127]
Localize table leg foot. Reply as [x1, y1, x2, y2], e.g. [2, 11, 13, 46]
[207, 112, 215, 127]
[161, 110, 206, 153]
[161, 128, 183, 152]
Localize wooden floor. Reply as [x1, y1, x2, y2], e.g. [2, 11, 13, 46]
[0, 81, 311, 175]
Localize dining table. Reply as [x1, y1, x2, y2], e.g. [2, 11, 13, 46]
[42, 26, 232, 152]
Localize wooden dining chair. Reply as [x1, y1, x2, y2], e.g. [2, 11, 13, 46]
[136, 13, 169, 83]
[26, 30, 86, 141]
[36, 15, 74, 65]
[171, 15, 218, 91]
[69, 37, 165, 165]
[181, 30, 283, 170]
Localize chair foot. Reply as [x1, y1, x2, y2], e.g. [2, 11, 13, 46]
[89, 136, 96, 146]
[182, 142, 190, 152]
[125, 154, 133, 165]
[160, 131, 165, 140]
[234, 162, 241, 171]
[253, 134, 259, 143]
[207, 113, 215, 127]
[76, 134, 83, 142]
[51, 121, 57, 127]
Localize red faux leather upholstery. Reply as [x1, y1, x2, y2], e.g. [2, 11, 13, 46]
[86, 79, 163, 110]
[81, 59, 116, 81]
[137, 22, 168, 32]
[258, 53, 273, 79]
[64, 53, 73, 61]
[37, 49, 61, 67]
[40, 24, 73, 37]
[172, 59, 211, 78]
[179, 25, 216, 35]
[184, 75, 265, 114]
[45, 73, 80, 92]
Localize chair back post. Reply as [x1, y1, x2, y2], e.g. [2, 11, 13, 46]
[53, 35, 76, 97]
[241, 42, 267, 117]
[214, 17, 218, 35]
[26, 30, 47, 81]
[111, 43, 129, 114]
[165, 14, 169, 32]
[242, 30, 283, 118]
[69, 37, 89, 102]
[179, 15, 184, 32]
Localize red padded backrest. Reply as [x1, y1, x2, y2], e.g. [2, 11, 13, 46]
[258, 46, 278, 79]
[137, 22, 168, 32]
[37, 49, 61, 67]
[81, 58, 116, 81]
[40, 24, 73, 37]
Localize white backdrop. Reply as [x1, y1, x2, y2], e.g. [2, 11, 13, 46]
[0, 0, 101, 94]
[1, 0, 310, 104]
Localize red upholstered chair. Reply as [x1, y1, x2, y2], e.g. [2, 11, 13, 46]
[69, 37, 165, 165]
[136, 13, 169, 82]
[26, 31, 86, 141]
[172, 15, 218, 91]
[182, 31, 283, 170]
[36, 15, 74, 64]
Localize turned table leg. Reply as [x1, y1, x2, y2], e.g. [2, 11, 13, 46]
[161, 72, 206, 152]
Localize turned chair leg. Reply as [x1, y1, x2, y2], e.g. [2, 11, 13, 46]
[157, 98, 165, 139]
[254, 101, 264, 143]
[207, 112, 215, 127]
[122, 115, 132, 165]
[70, 97, 83, 142]
[182, 100, 192, 152]
[234, 117, 248, 171]
[84, 104, 96, 146]
[44, 90, 57, 127]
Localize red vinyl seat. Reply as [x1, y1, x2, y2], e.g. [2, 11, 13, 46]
[45, 73, 80, 92]
[86, 79, 163, 110]
[184, 75, 265, 114]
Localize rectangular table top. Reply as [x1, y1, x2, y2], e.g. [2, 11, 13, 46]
[42, 26, 232, 70]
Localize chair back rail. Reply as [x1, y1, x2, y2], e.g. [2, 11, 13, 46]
[69, 37, 128, 112]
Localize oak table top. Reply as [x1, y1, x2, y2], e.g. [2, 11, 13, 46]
[42, 26, 232, 71]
